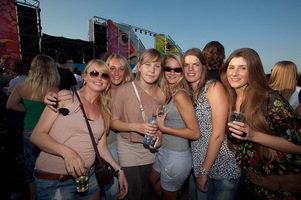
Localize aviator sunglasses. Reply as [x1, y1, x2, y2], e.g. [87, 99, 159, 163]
[89, 71, 110, 79]
[163, 66, 182, 73]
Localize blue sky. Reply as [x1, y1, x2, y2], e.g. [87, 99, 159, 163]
[39, 0, 301, 73]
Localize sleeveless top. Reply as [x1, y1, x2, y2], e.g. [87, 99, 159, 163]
[35, 92, 105, 174]
[191, 80, 241, 179]
[22, 99, 46, 130]
[162, 89, 190, 152]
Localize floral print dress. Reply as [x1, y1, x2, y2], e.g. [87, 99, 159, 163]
[232, 91, 301, 200]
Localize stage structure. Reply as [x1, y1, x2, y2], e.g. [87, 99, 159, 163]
[89, 16, 183, 69]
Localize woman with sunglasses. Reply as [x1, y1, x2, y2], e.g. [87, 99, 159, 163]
[222, 48, 301, 200]
[6, 54, 60, 200]
[110, 48, 166, 200]
[183, 48, 241, 200]
[148, 52, 200, 200]
[30, 59, 128, 200]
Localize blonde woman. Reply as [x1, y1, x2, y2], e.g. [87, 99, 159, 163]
[6, 54, 60, 200]
[30, 60, 128, 199]
[269, 61, 301, 114]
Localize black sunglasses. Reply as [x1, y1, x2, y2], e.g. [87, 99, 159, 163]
[89, 71, 110, 79]
[163, 66, 182, 73]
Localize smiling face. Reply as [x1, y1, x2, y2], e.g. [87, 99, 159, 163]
[109, 57, 125, 86]
[183, 55, 203, 90]
[164, 58, 182, 86]
[84, 62, 109, 92]
[226, 56, 248, 92]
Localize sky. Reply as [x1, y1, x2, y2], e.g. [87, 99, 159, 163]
[37, 0, 301, 74]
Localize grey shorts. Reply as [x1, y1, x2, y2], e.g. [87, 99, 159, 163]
[153, 146, 192, 191]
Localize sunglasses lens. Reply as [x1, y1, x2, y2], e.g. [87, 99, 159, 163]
[164, 66, 182, 73]
[164, 67, 172, 72]
[101, 73, 110, 79]
[89, 71, 99, 78]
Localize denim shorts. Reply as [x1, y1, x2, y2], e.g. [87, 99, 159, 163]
[34, 166, 100, 200]
[152, 146, 192, 191]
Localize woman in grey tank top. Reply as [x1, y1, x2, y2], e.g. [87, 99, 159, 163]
[149, 52, 200, 200]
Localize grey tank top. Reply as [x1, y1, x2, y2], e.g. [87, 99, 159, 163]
[161, 89, 190, 152]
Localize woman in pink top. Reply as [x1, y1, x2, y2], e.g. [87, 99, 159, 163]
[30, 59, 128, 200]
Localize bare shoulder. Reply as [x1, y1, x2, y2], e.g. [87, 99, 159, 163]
[207, 81, 227, 102]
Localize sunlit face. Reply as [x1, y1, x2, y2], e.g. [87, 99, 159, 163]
[226, 57, 248, 91]
[183, 55, 203, 90]
[109, 58, 125, 86]
[85, 63, 109, 92]
[138, 61, 161, 84]
[164, 58, 182, 86]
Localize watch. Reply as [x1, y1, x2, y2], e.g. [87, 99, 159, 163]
[115, 167, 124, 174]
[200, 166, 210, 176]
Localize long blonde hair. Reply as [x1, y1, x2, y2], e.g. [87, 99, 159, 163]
[26, 54, 60, 100]
[82, 59, 111, 134]
[270, 61, 297, 100]
[220, 48, 276, 164]
[160, 52, 190, 97]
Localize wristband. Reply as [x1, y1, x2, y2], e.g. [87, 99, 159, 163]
[200, 166, 210, 176]
[115, 167, 123, 174]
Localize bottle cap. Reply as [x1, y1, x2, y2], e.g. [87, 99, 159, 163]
[152, 114, 157, 118]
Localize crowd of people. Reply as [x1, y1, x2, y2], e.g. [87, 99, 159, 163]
[0, 42, 300, 200]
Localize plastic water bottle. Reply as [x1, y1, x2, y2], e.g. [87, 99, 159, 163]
[143, 114, 157, 146]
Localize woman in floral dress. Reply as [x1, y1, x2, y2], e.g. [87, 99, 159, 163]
[221, 48, 301, 200]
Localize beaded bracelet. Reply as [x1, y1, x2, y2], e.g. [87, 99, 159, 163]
[200, 166, 210, 176]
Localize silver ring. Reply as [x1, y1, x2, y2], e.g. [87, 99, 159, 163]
[147, 130, 149, 133]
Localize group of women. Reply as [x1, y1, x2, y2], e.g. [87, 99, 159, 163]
[6, 46, 301, 200]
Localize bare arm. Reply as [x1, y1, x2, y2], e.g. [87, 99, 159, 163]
[228, 121, 301, 154]
[97, 133, 128, 198]
[30, 90, 85, 178]
[156, 90, 200, 140]
[196, 82, 229, 192]
[6, 81, 26, 112]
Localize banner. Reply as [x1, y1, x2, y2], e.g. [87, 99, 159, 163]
[155, 34, 182, 56]
[0, 0, 21, 68]
[107, 20, 145, 69]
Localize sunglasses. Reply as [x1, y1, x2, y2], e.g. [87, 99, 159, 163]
[89, 71, 110, 79]
[163, 66, 182, 73]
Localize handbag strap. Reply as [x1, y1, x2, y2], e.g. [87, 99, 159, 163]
[74, 91, 102, 160]
[132, 81, 146, 122]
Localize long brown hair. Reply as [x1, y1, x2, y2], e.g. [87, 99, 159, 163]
[182, 48, 207, 103]
[220, 48, 276, 164]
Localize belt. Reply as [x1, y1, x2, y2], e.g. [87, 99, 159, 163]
[34, 171, 72, 182]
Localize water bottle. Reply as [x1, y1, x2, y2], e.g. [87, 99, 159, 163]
[143, 114, 157, 146]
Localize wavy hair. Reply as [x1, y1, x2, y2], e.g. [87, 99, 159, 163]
[202, 41, 225, 70]
[160, 52, 190, 97]
[105, 53, 134, 84]
[269, 61, 297, 100]
[220, 48, 276, 164]
[26, 54, 60, 100]
[82, 59, 111, 134]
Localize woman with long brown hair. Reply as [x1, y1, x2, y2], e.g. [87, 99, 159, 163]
[221, 48, 301, 199]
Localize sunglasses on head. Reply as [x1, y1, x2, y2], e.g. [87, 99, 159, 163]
[163, 66, 182, 73]
[89, 71, 110, 79]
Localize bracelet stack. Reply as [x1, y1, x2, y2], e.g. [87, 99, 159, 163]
[200, 166, 210, 176]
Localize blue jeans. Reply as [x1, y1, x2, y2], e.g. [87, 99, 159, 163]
[34, 166, 99, 200]
[192, 176, 240, 200]
[101, 144, 120, 200]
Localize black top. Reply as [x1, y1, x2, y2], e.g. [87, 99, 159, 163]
[57, 68, 77, 90]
